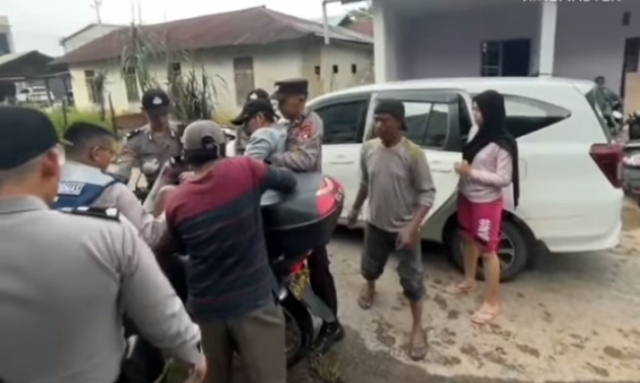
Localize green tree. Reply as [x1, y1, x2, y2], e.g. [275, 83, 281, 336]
[347, 5, 372, 23]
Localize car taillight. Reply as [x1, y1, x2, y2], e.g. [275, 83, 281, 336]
[316, 177, 344, 216]
[590, 143, 623, 188]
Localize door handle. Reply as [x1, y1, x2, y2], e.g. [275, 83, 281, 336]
[330, 160, 355, 165]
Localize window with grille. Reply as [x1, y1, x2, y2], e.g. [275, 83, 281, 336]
[233, 57, 255, 106]
[84, 70, 101, 105]
[124, 67, 139, 103]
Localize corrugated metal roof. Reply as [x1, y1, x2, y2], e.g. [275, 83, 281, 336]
[0, 51, 33, 67]
[54, 7, 372, 65]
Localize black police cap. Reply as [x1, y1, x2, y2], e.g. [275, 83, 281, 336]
[231, 99, 277, 126]
[273, 78, 309, 98]
[0, 106, 66, 170]
[141, 88, 170, 115]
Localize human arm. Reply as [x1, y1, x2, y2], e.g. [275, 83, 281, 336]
[270, 113, 323, 171]
[110, 183, 167, 247]
[117, 218, 201, 365]
[468, 148, 513, 188]
[348, 145, 370, 223]
[408, 150, 437, 229]
[247, 157, 297, 194]
[111, 135, 141, 181]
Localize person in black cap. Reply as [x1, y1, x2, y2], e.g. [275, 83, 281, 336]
[346, 99, 436, 361]
[112, 88, 183, 188]
[0, 106, 207, 383]
[234, 88, 271, 156]
[232, 98, 286, 161]
[270, 77, 344, 353]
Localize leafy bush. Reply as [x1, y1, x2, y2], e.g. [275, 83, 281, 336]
[45, 108, 113, 137]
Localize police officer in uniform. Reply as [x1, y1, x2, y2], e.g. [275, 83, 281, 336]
[113, 88, 182, 187]
[56, 121, 166, 246]
[270, 78, 344, 353]
[0, 106, 206, 383]
[234, 88, 271, 156]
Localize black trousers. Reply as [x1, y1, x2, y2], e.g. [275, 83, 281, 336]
[308, 245, 339, 319]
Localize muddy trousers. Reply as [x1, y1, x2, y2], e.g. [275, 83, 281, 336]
[308, 245, 339, 318]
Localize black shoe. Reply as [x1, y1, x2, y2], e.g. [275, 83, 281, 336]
[313, 321, 345, 354]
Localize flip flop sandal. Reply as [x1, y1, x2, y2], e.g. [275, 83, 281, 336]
[357, 287, 375, 310]
[470, 309, 500, 325]
[446, 282, 476, 296]
[409, 333, 428, 361]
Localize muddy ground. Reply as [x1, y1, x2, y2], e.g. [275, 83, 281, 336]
[270, 200, 640, 383]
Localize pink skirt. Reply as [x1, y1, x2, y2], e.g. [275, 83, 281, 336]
[457, 194, 504, 253]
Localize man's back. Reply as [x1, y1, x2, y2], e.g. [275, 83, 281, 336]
[0, 198, 127, 383]
[166, 156, 294, 320]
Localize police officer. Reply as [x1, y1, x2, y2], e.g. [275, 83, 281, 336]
[56, 121, 166, 246]
[234, 88, 271, 156]
[270, 78, 344, 352]
[113, 88, 182, 186]
[0, 106, 206, 383]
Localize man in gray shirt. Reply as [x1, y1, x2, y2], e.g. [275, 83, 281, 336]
[347, 99, 436, 361]
[231, 98, 286, 162]
[55, 122, 166, 246]
[0, 107, 206, 383]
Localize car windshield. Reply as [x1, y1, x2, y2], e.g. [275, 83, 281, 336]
[585, 86, 613, 142]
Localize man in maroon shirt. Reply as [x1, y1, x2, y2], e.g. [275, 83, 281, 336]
[156, 120, 296, 383]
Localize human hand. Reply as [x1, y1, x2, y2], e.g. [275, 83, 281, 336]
[183, 354, 208, 383]
[454, 160, 472, 176]
[396, 225, 420, 250]
[346, 209, 360, 229]
[179, 171, 196, 184]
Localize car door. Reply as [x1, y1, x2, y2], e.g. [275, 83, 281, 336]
[364, 90, 470, 233]
[311, 94, 370, 216]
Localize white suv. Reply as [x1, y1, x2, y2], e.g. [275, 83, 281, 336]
[306, 77, 623, 281]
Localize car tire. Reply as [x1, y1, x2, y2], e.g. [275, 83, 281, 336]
[448, 218, 529, 282]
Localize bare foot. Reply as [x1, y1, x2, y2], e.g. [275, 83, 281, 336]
[408, 327, 428, 361]
[357, 283, 375, 310]
[471, 302, 501, 325]
[446, 280, 477, 296]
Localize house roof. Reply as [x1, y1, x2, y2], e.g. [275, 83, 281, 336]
[0, 50, 67, 80]
[345, 20, 373, 37]
[54, 7, 372, 65]
[60, 23, 125, 44]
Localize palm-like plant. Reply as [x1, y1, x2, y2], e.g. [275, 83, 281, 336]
[120, 23, 162, 92]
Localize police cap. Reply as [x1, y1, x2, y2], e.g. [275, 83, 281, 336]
[272, 78, 309, 99]
[231, 99, 278, 126]
[141, 88, 171, 116]
[0, 106, 68, 170]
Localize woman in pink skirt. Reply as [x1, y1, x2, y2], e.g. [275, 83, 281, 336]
[448, 90, 519, 325]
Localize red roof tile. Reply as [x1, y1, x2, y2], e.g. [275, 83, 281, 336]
[346, 21, 373, 37]
[54, 7, 372, 65]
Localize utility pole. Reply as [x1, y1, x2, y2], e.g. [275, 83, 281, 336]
[90, 0, 103, 25]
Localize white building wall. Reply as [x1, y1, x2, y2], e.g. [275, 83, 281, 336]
[69, 39, 373, 114]
[385, 1, 640, 94]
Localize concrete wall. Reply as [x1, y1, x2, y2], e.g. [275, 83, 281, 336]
[0, 15, 15, 54]
[68, 38, 373, 114]
[386, 2, 639, 94]
[62, 25, 123, 53]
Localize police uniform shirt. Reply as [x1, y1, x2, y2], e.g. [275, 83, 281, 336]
[113, 121, 182, 181]
[60, 161, 167, 246]
[0, 196, 201, 383]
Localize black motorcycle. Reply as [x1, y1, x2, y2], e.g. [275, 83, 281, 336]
[125, 162, 343, 382]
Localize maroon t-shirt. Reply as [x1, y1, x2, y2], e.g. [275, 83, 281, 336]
[165, 156, 296, 320]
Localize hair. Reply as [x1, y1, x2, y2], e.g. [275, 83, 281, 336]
[63, 122, 116, 158]
[594, 76, 605, 83]
[0, 152, 48, 190]
[254, 111, 276, 124]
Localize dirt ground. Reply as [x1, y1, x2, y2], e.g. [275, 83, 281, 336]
[271, 200, 640, 383]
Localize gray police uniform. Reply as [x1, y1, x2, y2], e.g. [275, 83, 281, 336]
[56, 161, 167, 246]
[113, 122, 182, 184]
[0, 196, 201, 383]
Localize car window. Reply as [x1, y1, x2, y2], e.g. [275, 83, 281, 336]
[402, 101, 450, 149]
[315, 100, 367, 144]
[503, 95, 571, 138]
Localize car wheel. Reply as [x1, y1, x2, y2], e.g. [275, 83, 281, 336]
[448, 218, 529, 282]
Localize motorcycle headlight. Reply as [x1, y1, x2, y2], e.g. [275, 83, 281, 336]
[623, 154, 640, 167]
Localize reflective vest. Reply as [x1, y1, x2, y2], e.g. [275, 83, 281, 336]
[54, 163, 120, 210]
